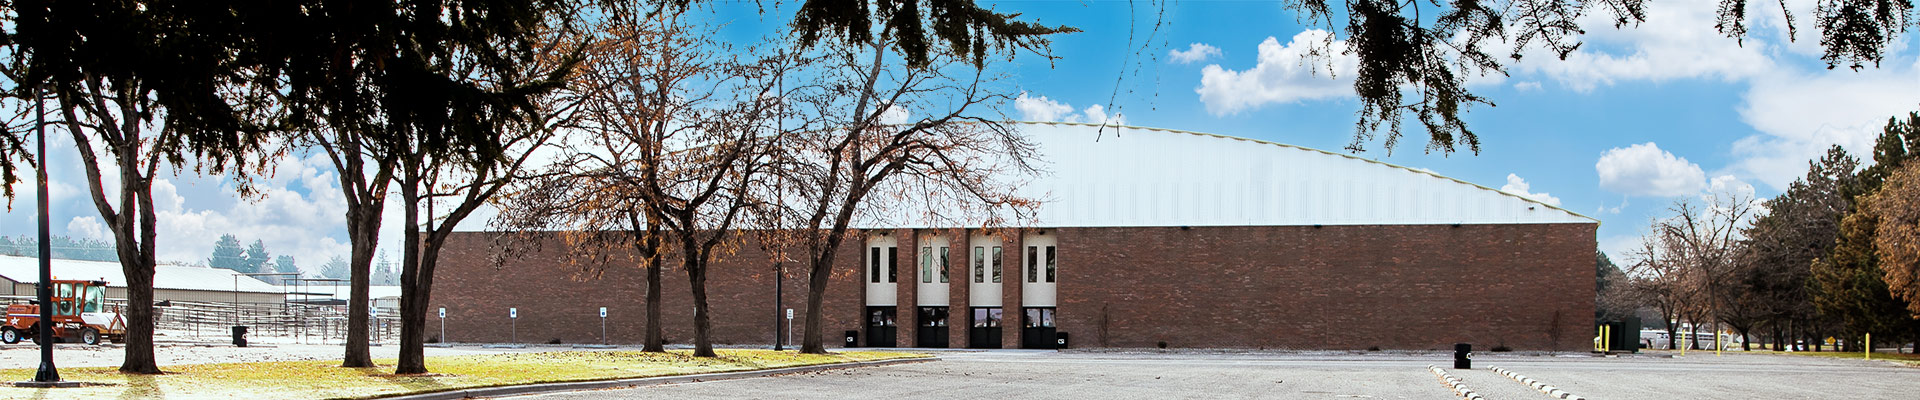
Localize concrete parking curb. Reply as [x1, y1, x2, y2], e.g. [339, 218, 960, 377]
[377, 356, 934, 400]
[1488, 365, 1585, 400]
[1426, 365, 1483, 400]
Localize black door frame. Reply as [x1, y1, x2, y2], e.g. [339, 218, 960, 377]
[1021, 307, 1057, 349]
[916, 306, 949, 348]
[866, 306, 897, 348]
[968, 307, 1002, 348]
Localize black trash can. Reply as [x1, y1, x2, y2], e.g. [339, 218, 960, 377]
[844, 330, 858, 347]
[232, 325, 249, 347]
[1453, 343, 1471, 369]
[1056, 332, 1069, 349]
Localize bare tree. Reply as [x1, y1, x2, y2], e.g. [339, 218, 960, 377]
[494, 7, 802, 357]
[776, 6, 1044, 353]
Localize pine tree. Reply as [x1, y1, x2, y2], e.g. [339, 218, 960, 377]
[209, 235, 247, 273]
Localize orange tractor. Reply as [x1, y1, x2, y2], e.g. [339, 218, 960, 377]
[2, 279, 127, 345]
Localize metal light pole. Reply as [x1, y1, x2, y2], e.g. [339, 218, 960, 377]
[32, 81, 60, 384]
[774, 261, 783, 351]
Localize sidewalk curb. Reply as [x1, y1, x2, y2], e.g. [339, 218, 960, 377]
[377, 356, 935, 400]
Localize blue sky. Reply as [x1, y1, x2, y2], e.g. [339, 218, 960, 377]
[3, 1, 1916, 273]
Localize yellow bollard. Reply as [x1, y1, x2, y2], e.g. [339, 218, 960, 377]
[1865, 333, 1871, 360]
[1601, 325, 1610, 353]
[1716, 330, 1722, 356]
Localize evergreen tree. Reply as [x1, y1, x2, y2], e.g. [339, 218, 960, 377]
[243, 240, 273, 283]
[319, 256, 351, 280]
[209, 234, 247, 273]
[275, 254, 298, 278]
[1810, 114, 1920, 351]
[372, 251, 397, 286]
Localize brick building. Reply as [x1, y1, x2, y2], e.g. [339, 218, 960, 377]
[431, 122, 1598, 351]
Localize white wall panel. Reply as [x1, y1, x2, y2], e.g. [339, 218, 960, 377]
[855, 122, 1595, 229]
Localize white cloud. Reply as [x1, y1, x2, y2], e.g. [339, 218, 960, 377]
[1729, 57, 1920, 190]
[1196, 30, 1358, 115]
[148, 153, 352, 276]
[1169, 43, 1223, 64]
[66, 216, 106, 241]
[878, 105, 910, 125]
[1499, 173, 1563, 206]
[1512, 0, 1774, 92]
[1596, 142, 1707, 197]
[1513, 81, 1542, 92]
[1015, 92, 1126, 126]
[1077, 104, 1126, 126]
[1014, 92, 1074, 122]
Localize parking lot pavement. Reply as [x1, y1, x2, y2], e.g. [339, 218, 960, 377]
[500, 350, 1919, 400]
[1483, 351, 1915, 399]
[511, 351, 1461, 400]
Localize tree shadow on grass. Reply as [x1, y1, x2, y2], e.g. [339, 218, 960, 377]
[115, 373, 163, 400]
[350, 365, 454, 395]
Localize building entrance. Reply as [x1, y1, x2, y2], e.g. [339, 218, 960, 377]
[917, 306, 948, 348]
[1022, 307, 1057, 349]
[866, 306, 897, 348]
[969, 307, 1002, 348]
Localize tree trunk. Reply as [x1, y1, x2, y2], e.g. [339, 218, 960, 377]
[118, 253, 160, 374]
[684, 250, 715, 357]
[800, 238, 844, 354]
[637, 220, 664, 352]
[342, 201, 380, 367]
[1688, 322, 1701, 350]
[645, 252, 664, 352]
[395, 173, 427, 374]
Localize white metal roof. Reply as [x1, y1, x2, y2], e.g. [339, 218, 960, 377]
[871, 122, 1596, 228]
[0, 255, 283, 294]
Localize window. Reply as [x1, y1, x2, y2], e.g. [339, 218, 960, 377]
[1023, 308, 1055, 328]
[974, 246, 984, 283]
[887, 246, 897, 283]
[84, 285, 105, 313]
[870, 247, 881, 283]
[921, 247, 932, 283]
[1045, 246, 1056, 283]
[919, 307, 948, 327]
[1027, 246, 1037, 283]
[972, 307, 1002, 328]
[991, 246, 1003, 283]
[938, 247, 949, 283]
[869, 308, 896, 327]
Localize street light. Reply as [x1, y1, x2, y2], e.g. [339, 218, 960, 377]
[16, 83, 76, 388]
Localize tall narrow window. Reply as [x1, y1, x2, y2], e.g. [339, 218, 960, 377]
[974, 246, 984, 283]
[921, 247, 932, 283]
[991, 246, 1003, 283]
[1027, 246, 1038, 283]
[1045, 246, 1057, 283]
[887, 247, 897, 283]
[938, 247, 949, 283]
[870, 247, 881, 283]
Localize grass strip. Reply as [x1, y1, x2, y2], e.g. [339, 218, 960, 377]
[1, 349, 925, 399]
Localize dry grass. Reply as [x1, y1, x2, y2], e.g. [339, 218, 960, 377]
[0, 349, 925, 399]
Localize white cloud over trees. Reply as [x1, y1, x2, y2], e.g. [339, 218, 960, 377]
[1596, 142, 1707, 197]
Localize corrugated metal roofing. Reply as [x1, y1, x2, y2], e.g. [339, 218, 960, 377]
[0, 255, 282, 294]
[871, 122, 1596, 228]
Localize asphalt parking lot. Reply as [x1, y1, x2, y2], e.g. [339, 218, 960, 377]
[505, 349, 1918, 400]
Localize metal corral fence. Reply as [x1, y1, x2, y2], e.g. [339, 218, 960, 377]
[2, 295, 399, 344]
[150, 300, 401, 344]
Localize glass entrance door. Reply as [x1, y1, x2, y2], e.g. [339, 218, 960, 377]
[916, 307, 948, 348]
[866, 306, 897, 348]
[968, 307, 1002, 348]
[1022, 307, 1057, 349]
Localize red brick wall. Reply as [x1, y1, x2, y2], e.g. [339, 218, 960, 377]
[427, 232, 862, 347]
[430, 223, 1595, 351]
